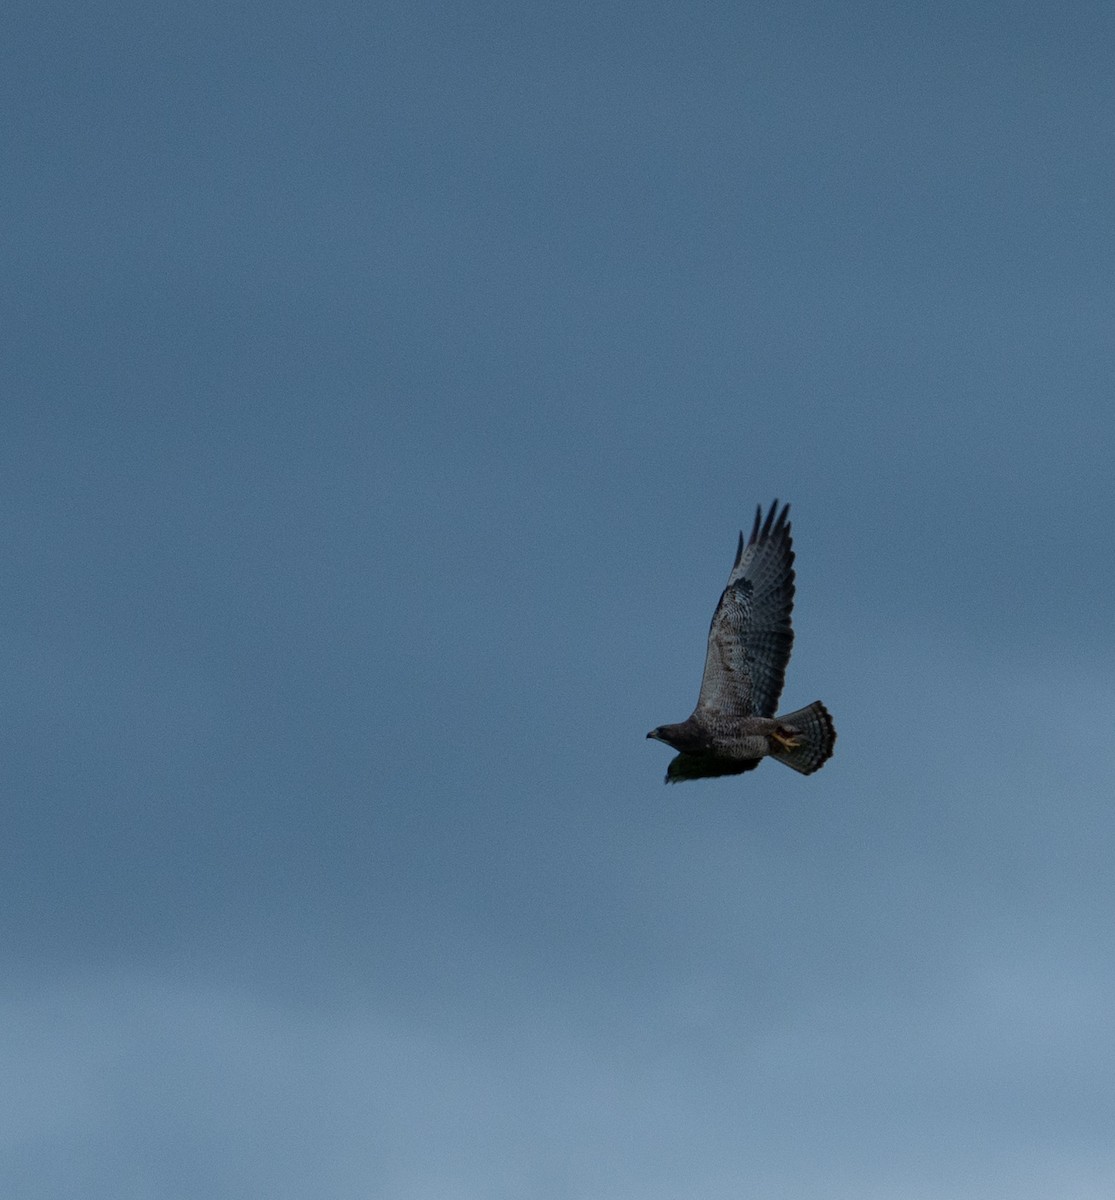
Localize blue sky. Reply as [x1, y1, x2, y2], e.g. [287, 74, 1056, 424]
[4, 1, 1114, 1196]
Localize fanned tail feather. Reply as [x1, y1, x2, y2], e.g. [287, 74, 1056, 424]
[770, 701, 836, 775]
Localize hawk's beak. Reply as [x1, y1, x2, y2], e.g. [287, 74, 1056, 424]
[646, 730, 658, 740]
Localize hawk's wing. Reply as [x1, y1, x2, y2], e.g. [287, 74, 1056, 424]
[693, 500, 796, 721]
[665, 753, 762, 784]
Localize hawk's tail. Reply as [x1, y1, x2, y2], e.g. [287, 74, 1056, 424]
[771, 701, 836, 775]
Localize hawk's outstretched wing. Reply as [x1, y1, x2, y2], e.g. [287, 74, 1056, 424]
[693, 500, 796, 721]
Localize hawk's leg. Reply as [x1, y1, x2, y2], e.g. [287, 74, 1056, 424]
[770, 727, 801, 752]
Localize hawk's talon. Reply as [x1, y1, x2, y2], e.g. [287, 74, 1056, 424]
[771, 729, 801, 752]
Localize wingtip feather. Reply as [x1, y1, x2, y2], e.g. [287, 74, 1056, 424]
[745, 500, 793, 548]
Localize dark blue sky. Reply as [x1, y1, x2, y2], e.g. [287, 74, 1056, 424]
[4, 1, 1114, 1196]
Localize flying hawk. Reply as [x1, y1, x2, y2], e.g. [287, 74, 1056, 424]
[647, 501, 835, 783]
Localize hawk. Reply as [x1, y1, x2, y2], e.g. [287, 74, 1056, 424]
[647, 501, 835, 783]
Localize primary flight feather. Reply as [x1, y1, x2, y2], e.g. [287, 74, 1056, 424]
[647, 500, 836, 784]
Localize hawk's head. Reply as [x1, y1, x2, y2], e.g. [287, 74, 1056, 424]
[646, 720, 706, 753]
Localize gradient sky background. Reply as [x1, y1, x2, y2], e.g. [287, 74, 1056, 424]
[4, 1, 1115, 1197]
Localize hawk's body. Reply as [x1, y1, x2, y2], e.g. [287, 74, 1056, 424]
[647, 501, 835, 784]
